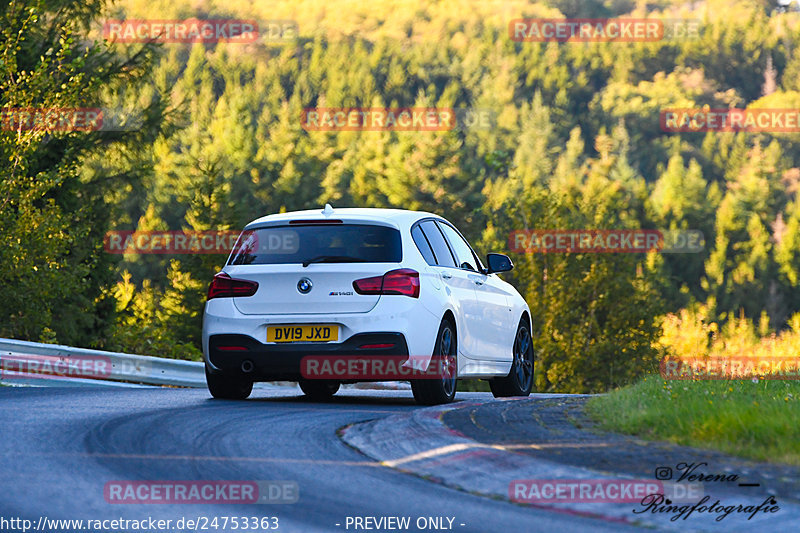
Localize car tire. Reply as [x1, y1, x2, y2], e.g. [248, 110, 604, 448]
[411, 318, 458, 405]
[490, 318, 534, 398]
[205, 364, 253, 400]
[299, 380, 340, 400]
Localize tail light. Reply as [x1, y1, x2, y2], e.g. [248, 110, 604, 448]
[207, 272, 259, 300]
[353, 268, 420, 298]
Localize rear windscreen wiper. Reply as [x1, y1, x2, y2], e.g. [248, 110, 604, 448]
[302, 255, 367, 267]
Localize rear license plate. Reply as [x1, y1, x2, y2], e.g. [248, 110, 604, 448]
[267, 325, 338, 343]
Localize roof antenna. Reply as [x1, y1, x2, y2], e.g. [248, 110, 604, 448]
[322, 203, 334, 216]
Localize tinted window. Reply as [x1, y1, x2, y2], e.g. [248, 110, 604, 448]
[419, 220, 456, 267]
[438, 222, 478, 271]
[228, 224, 402, 265]
[411, 225, 436, 265]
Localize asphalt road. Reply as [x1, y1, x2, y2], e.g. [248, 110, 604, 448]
[0, 387, 640, 533]
[444, 396, 800, 500]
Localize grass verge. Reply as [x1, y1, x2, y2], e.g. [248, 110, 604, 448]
[585, 376, 800, 465]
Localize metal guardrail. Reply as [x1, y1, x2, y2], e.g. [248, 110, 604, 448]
[0, 337, 205, 388]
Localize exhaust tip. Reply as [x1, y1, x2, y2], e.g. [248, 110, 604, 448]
[241, 360, 254, 373]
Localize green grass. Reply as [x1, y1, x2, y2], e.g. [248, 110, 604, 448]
[585, 376, 800, 465]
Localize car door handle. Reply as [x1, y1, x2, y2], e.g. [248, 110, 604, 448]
[441, 272, 453, 279]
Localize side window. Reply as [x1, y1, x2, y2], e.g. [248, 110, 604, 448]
[437, 222, 478, 271]
[411, 225, 436, 265]
[419, 221, 456, 267]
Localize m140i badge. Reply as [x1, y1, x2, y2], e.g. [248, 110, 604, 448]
[329, 291, 354, 296]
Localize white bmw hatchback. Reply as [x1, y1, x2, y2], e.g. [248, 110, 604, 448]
[202, 205, 534, 405]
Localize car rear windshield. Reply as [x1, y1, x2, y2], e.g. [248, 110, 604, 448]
[228, 224, 402, 265]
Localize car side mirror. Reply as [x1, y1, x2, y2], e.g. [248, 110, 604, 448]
[485, 253, 513, 274]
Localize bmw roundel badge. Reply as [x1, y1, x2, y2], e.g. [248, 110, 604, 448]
[297, 277, 313, 294]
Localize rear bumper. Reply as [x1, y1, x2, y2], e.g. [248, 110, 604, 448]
[206, 332, 409, 381]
